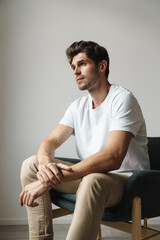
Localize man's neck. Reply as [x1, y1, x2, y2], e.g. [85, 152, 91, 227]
[89, 81, 111, 109]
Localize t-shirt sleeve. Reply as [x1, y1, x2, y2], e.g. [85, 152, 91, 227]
[59, 103, 74, 129]
[109, 93, 144, 136]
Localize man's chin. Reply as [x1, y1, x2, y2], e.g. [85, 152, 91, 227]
[78, 84, 87, 91]
[78, 86, 87, 91]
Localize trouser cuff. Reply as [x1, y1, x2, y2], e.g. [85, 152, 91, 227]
[29, 233, 54, 240]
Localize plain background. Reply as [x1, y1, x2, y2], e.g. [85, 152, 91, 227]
[0, 0, 160, 224]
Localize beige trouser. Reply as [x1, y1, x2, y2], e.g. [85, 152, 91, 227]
[20, 155, 129, 240]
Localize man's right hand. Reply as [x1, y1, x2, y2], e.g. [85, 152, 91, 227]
[37, 162, 72, 189]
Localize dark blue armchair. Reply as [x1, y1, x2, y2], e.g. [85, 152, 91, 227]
[50, 137, 160, 240]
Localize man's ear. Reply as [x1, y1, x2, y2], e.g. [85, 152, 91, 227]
[99, 60, 107, 73]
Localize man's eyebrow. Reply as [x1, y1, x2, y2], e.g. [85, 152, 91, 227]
[71, 59, 87, 68]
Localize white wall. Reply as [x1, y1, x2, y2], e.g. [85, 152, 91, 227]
[0, 0, 160, 224]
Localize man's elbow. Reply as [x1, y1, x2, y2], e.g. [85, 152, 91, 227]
[110, 154, 124, 171]
[112, 160, 122, 171]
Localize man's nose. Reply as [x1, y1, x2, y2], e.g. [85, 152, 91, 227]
[74, 66, 81, 75]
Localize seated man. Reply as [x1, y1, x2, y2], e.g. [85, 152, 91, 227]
[19, 41, 150, 240]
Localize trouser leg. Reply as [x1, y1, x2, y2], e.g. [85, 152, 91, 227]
[20, 155, 81, 240]
[20, 155, 54, 240]
[66, 172, 129, 240]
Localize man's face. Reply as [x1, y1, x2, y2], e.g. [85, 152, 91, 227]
[71, 52, 100, 91]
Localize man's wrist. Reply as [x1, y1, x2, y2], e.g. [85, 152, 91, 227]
[37, 155, 52, 167]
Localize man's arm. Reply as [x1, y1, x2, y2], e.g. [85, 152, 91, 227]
[19, 124, 74, 207]
[36, 124, 74, 186]
[19, 129, 132, 207]
[37, 123, 73, 165]
[60, 130, 133, 181]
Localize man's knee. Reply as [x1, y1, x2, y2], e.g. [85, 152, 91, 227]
[75, 173, 109, 211]
[20, 155, 38, 186]
[77, 173, 108, 196]
[77, 173, 128, 208]
[82, 173, 109, 186]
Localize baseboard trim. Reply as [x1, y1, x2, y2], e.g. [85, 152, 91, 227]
[0, 219, 28, 225]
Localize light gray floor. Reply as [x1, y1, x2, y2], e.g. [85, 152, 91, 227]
[0, 217, 160, 240]
[0, 224, 129, 240]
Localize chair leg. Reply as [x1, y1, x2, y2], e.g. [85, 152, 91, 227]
[143, 218, 147, 228]
[97, 225, 102, 240]
[132, 197, 141, 240]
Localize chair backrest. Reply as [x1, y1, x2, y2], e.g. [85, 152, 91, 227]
[148, 137, 160, 170]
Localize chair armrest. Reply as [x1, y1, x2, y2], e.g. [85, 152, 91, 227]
[123, 170, 160, 218]
[124, 170, 160, 197]
[102, 170, 160, 221]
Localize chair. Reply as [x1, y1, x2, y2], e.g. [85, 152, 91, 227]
[50, 137, 160, 240]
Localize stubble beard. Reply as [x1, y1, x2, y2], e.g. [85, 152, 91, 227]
[78, 73, 100, 92]
[78, 78, 97, 91]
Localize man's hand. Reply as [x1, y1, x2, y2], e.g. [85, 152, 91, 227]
[19, 180, 50, 207]
[19, 163, 72, 208]
[37, 162, 72, 188]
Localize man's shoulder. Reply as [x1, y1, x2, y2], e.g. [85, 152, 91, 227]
[110, 85, 142, 116]
[70, 94, 90, 109]
[111, 84, 133, 97]
[110, 84, 136, 103]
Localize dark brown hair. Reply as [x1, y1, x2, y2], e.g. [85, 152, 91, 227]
[66, 41, 110, 79]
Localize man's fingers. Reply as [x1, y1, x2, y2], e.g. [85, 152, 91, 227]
[27, 194, 38, 207]
[19, 188, 39, 207]
[37, 165, 63, 187]
[46, 163, 63, 184]
[37, 162, 71, 188]
[44, 166, 63, 184]
[36, 171, 44, 183]
[19, 191, 24, 206]
[31, 202, 39, 207]
[37, 170, 50, 187]
[19, 190, 27, 207]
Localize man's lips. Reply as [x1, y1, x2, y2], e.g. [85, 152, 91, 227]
[76, 77, 84, 82]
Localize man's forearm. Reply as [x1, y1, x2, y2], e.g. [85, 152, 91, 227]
[61, 131, 132, 182]
[36, 139, 56, 166]
[36, 139, 70, 188]
[61, 148, 122, 182]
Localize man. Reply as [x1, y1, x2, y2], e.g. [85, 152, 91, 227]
[20, 41, 150, 240]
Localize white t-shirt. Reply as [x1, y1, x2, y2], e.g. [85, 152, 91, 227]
[60, 84, 150, 174]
